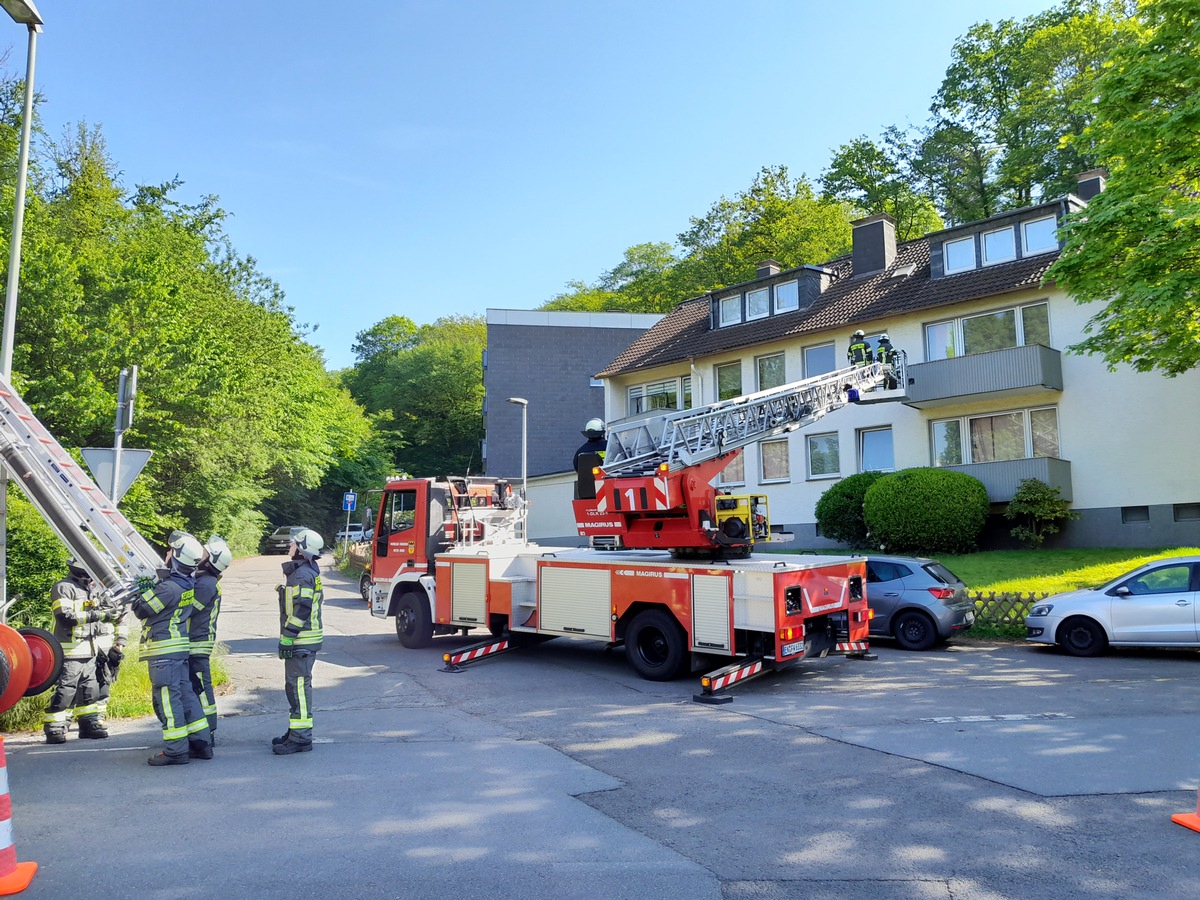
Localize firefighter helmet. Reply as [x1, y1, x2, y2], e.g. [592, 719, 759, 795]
[583, 418, 605, 440]
[204, 535, 233, 573]
[853, 329, 865, 338]
[879, 333, 890, 342]
[67, 558, 90, 582]
[168, 531, 204, 568]
[291, 528, 323, 558]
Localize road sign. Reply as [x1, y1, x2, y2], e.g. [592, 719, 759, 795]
[343, 491, 357, 512]
[81, 448, 153, 503]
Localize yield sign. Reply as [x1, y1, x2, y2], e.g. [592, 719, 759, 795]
[81, 448, 153, 503]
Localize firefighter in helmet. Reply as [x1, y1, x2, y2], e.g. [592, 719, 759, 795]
[272, 528, 324, 755]
[43, 560, 109, 743]
[190, 535, 232, 741]
[573, 418, 607, 470]
[847, 330, 873, 367]
[875, 332, 899, 388]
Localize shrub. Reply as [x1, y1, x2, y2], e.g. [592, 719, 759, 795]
[814, 471, 887, 547]
[864, 468, 989, 555]
[1004, 478, 1079, 547]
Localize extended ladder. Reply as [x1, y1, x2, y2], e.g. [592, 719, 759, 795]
[0, 374, 162, 597]
[603, 354, 906, 476]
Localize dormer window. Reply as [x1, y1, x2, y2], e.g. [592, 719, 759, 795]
[943, 236, 976, 274]
[746, 288, 769, 321]
[718, 293, 742, 326]
[774, 280, 799, 312]
[1023, 216, 1058, 255]
[982, 227, 1016, 265]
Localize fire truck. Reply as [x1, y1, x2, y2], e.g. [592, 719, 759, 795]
[366, 357, 906, 695]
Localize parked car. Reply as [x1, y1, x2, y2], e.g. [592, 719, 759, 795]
[865, 555, 975, 651]
[336, 524, 368, 542]
[1025, 555, 1200, 657]
[262, 525, 304, 554]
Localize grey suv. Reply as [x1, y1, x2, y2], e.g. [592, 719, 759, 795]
[263, 525, 303, 554]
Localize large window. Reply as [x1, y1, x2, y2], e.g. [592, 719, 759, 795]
[774, 280, 799, 313]
[931, 407, 1059, 466]
[628, 376, 692, 415]
[859, 428, 894, 472]
[715, 362, 742, 401]
[718, 294, 742, 326]
[746, 288, 770, 321]
[943, 236, 976, 274]
[761, 439, 790, 482]
[926, 301, 1051, 360]
[720, 452, 745, 486]
[807, 433, 840, 478]
[757, 353, 786, 391]
[982, 227, 1016, 265]
[1023, 216, 1058, 254]
[804, 343, 836, 378]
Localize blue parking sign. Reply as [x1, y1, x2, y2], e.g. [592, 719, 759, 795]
[343, 491, 357, 512]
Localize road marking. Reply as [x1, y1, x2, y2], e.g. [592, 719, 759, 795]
[920, 712, 1074, 724]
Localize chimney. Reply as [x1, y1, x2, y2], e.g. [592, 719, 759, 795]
[756, 259, 781, 279]
[851, 214, 896, 277]
[1075, 168, 1108, 201]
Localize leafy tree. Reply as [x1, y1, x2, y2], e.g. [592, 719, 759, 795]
[1048, 0, 1200, 376]
[1004, 478, 1079, 547]
[908, 122, 1004, 224]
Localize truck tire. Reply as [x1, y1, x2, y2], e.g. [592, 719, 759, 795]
[394, 592, 433, 649]
[359, 572, 371, 603]
[626, 609, 688, 681]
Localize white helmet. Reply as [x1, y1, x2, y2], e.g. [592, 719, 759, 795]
[292, 528, 324, 558]
[853, 329, 865, 338]
[168, 531, 204, 568]
[204, 535, 233, 573]
[879, 333, 890, 342]
[583, 418, 605, 439]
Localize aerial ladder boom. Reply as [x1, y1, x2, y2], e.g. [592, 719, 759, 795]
[0, 373, 163, 600]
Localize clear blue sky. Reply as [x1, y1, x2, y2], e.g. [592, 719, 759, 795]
[21, 0, 1053, 370]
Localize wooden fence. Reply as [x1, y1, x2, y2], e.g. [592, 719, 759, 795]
[969, 591, 1050, 627]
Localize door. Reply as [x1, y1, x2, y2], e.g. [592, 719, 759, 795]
[865, 559, 909, 634]
[1109, 562, 1197, 644]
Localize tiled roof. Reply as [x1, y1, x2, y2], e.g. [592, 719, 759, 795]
[597, 239, 1058, 378]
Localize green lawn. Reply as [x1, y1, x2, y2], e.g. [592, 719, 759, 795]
[938, 547, 1200, 596]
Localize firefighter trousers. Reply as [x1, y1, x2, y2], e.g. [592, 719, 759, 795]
[149, 658, 211, 757]
[188, 654, 218, 735]
[284, 650, 316, 742]
[43, 657, 100, 732]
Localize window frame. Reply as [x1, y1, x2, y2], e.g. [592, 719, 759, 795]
[929, 405, 1060, 467]
[718, 293, 742, 327]
[858, 426, 895, 473]
[755, 352, 786, 392]
[760, 437, 790, 483]
[806, 432, 840, 480]
[719, 450, 745, 487]
[714, 361, 742, 402]
[803, 342, 837, 378]
[627, 375, 693, 416]
[1022, 215, 1058, 255]
[745, 287, 770, 321]
[943, 236, 976, 274]
[774, 279, 800, 313]
[924, 300, 1051, 361]
[982, 226, 1016, 266]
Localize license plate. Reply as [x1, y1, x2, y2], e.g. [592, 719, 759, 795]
[965, 611, 976, 625]
[781, 640, 805, 657]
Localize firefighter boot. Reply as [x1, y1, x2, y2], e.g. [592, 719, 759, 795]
[147, 752, 190, 767]
[272, 736, 312, 755]
[189, 740, 213, 760]
[43, 726, 67, 745]
[271, 729, 292, 746]
[77, 716, 109, 739]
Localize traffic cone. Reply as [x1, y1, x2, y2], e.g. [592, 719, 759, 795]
[0, 738, 36, 894]
[1173, 781, 1200, 833]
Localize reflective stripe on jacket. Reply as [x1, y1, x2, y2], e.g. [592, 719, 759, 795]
[279, 558, 323, 649]
[50, 578, 99, 660]
[847, 340, 873, 365]
[190, 572, 222, 657]
[132, 571, 195, 659]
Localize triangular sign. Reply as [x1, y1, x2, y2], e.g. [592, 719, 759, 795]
[81, 448, 153, 503]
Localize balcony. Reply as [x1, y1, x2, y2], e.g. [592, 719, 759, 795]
[941, 456, 1073, 503]
[904, 344, 1062, 409]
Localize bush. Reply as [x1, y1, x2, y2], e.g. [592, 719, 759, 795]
[864, 468, 989, 555]
[814, 471, 887, 547]
[1004, 478, 1078, 548]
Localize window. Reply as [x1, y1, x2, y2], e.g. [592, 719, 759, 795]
[761, 439, 790, 481]
[1121, 506, 1150, 524]
[1125, 564, 1190, 594]
[925, 301, 1051, 360]
[807, 433, 840, 478]
[1023, 216, 1058, 255]
[1175, 503, 1200, 522]
[757, 353, 785, 391]
[859, 427, 894, 472]
[628, 376, 692, 415]
[775, 280, 799, 313]
[983, 227, 1016, 265]
[804, 343, 836, 378]
[746, 288, 770, 320]
[931, 407, 1059, 466]
[720, 452, 745, 486]
[715, 362, 742, 401]
[943, 236, 975, 274]
[382, 489, 418, 537]
[719, 294, 742, 326]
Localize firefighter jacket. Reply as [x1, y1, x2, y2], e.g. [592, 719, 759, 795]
[876, 341, 897, 366]
[847, 339, 873, 365]
[278, 558, 323, 650]
[190, 570, 222, 657]
[132, 569, 196, 660]
[94, 599, 129, 655]
[50, 576, 101, 660]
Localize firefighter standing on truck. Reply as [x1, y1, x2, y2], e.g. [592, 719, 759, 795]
[43, 560, 110, 743]
[132, 531, 213, 766]
[190, 536, 232, 740]
[272, 528, 324, 755]
[875, 333, 899, 389]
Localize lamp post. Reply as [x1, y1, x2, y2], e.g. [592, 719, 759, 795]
[0, 0, 42, 615]
[505, 397, 527, 544]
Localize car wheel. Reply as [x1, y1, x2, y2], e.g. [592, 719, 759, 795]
[394, 592, 433, 649]
[1057, 616, 1108, 657]
[359, 572, 371, 603]
[625, 609, 688, 681]
[893, 610, 937, 651]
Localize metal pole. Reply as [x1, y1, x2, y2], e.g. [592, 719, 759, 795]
[520, 405, 527, 545]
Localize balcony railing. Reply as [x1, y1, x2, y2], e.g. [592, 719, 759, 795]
[940, 456, 1073, 503]
[904, 344, 1062, 409]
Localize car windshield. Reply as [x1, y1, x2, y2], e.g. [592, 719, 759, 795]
[923, 562, 963, 586]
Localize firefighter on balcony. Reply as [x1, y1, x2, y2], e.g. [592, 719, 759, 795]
[272, 528, 324, 755]
[875, 333, 899, 389]
[133, 531, 213, 766]
[847, 330, 873, 367]
[43, 560, 109, 743]
[190, 535, 232, 742]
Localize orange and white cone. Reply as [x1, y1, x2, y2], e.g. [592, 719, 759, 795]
[0, 738, 36, 894]
[1174, 780, 1200, 834]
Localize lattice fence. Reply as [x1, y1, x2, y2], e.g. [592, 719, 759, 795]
[969, 591, 1050, 626]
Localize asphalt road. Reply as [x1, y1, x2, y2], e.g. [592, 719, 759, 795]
[6, 552, 1200, 899]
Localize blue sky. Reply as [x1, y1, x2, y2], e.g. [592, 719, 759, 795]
[22, 0, 1054, 370]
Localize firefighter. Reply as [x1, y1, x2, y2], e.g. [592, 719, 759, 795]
[847, 330, 873, 367]
[573, 418, 607, 470]
[190, 535, 231, 741]
[93, 587, 129, 735]
[272, 528, 324, 755]
[875, 333, 899, 389]
[43, 561, 108, 743]
[132, 531, 212, 766]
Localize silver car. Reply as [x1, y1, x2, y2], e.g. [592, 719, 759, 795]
[1026, 555, 1200, 657]
[866, 555, 975, 651]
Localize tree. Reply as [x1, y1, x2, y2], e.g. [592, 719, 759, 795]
[1004, 478, 1079, 547]
[1047, 0, 1199, 376]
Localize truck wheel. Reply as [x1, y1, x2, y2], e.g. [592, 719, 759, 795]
[626, 609, 688, 681]
[359, 572, 371, 603]
[893, 610, 937, 651]
[394, 592, 433, 649]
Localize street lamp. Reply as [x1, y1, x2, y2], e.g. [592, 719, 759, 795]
[505, 397, 527, 544]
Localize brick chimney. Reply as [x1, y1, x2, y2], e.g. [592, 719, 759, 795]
[851, 214, 896, 277]
[756, 259, 781, 279]
[1076, 168, 1108, 201]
